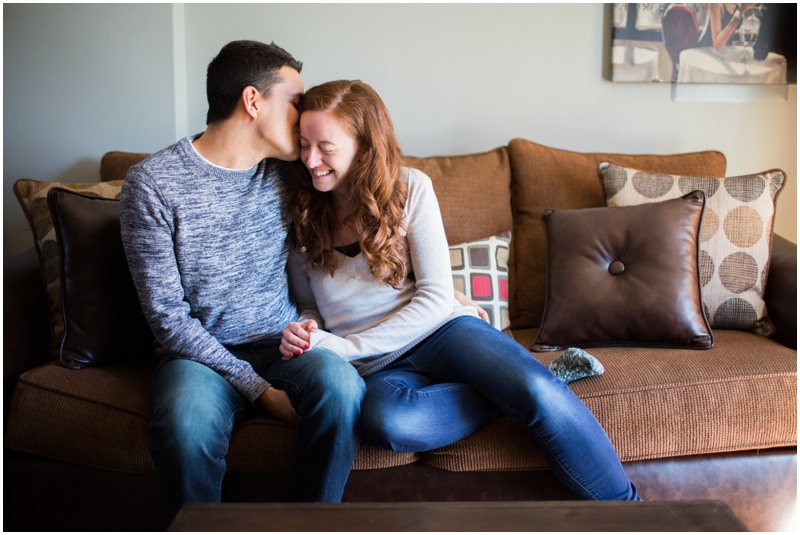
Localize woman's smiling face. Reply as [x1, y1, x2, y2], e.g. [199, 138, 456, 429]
[299, 110, 362, 201]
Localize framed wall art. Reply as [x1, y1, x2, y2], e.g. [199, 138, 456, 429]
[611, 3, 796, 84]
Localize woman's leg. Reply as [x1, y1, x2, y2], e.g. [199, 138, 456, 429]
[362, 359, 500, 452]
[404, 316, 639, 501]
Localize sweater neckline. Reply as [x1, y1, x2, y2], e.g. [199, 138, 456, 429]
[182, 135, 261, 178]
[334, 242, 361, 258]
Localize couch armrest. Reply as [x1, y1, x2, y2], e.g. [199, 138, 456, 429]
[3, 248, 51, 428]
[765, 234, 796, 349]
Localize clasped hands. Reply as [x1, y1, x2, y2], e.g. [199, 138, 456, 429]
[254, 320, 318, 424]
[262, 291, 487, 424]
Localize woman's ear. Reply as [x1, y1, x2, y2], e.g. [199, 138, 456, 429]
[358, 146, 371, 162]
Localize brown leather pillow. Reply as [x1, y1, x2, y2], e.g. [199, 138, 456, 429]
[47, 188, 153, 368]
[532, 191, 713, 352]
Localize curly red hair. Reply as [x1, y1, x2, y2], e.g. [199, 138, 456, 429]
[291, 80, 408, 288]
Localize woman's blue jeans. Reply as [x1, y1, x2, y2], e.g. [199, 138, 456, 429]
[149, 342, 365, 521]
[362, 316, 639, 501]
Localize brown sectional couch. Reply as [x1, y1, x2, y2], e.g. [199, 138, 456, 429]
[4, 139, 796, 531]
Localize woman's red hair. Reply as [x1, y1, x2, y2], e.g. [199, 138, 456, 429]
[291, 80, 408, 288]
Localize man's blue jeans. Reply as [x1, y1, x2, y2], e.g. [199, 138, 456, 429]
[149, 342, 365, 520]
[361, 316, 639, 501]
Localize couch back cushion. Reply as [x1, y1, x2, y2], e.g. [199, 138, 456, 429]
[403, 147, 512, 246]
[507, 138, 728, 329]
[100, 151, 150, 182]
[101, 149, 513, 248]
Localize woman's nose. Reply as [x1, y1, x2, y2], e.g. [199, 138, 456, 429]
[305, 148, 321, 168]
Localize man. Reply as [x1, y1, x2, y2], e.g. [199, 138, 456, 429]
[120, 40, 365, 522]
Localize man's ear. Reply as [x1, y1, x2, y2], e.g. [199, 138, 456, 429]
[241, 86, 262, 119]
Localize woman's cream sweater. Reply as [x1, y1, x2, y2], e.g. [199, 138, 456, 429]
[287, 167, 478, 377]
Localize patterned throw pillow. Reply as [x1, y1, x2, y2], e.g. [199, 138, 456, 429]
[13, 178, 124, 358]
[449, 232, 511, 331]
[598, 162, 785, 334]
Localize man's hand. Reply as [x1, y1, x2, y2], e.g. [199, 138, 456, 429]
[280, 320, 318, 359]
[257, 386, 300, 423]
[454, 289, 490, 323]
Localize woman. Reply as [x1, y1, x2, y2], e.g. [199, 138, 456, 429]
[705, 3, 758, 52]
[282, 80, 639, 501]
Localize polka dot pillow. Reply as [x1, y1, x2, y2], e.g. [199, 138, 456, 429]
[449, 232, 511, 331]
[598, 162, 785, 334]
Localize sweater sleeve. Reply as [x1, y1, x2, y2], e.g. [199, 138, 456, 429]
[308, 169, 455, 359]
[120, 169, 271, 403]
[287, 246, 325, 327]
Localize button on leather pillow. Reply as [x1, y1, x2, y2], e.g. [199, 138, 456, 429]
[532, 191, 713, 352]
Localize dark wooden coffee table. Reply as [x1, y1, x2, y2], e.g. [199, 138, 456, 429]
[168, 500, 747, 531]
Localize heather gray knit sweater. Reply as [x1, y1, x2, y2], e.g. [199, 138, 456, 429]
[120, 136, 298, 403]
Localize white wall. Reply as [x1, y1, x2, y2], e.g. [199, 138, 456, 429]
[3, 3, 176, 255]
[4, 3, 796, 256]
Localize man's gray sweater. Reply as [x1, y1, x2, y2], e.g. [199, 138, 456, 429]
[120, 136, 298, 403]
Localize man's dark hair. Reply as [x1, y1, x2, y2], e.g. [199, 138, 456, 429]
[205, 40, 303, 124]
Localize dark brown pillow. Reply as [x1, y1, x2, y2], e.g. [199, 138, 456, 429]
[532, 191, 713, 352]
[47, 188, 153, 368]
[13, 178, 124, 359]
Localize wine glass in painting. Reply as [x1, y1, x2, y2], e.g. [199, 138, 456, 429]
[738, 8, 761, 63]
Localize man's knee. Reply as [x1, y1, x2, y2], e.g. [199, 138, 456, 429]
[305, 350, 365, 391]
[296, 350, 366, 414]
[151, 359, 243, 452]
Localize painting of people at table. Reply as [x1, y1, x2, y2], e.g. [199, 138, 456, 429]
[611, 3, 796, 83]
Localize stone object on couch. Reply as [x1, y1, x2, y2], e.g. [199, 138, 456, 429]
[4, 139, 796, 532]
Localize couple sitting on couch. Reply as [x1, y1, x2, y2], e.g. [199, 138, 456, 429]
[120, 39, 640, 521]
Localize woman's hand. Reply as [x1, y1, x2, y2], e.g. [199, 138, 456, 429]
[454, 289, 490, 323]
[280, 320, 318, 360]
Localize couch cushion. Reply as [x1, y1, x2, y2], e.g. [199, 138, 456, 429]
[404, 147, 512, 246]
[422, 329, 796, 472]
[532, 192, 712, 351]
[13, 179, 125, 360]
[506, 139, 727, 329]
[3, 361, 418, 473]
[599, 163, 785, 335]
[6, 329, 795, 475]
